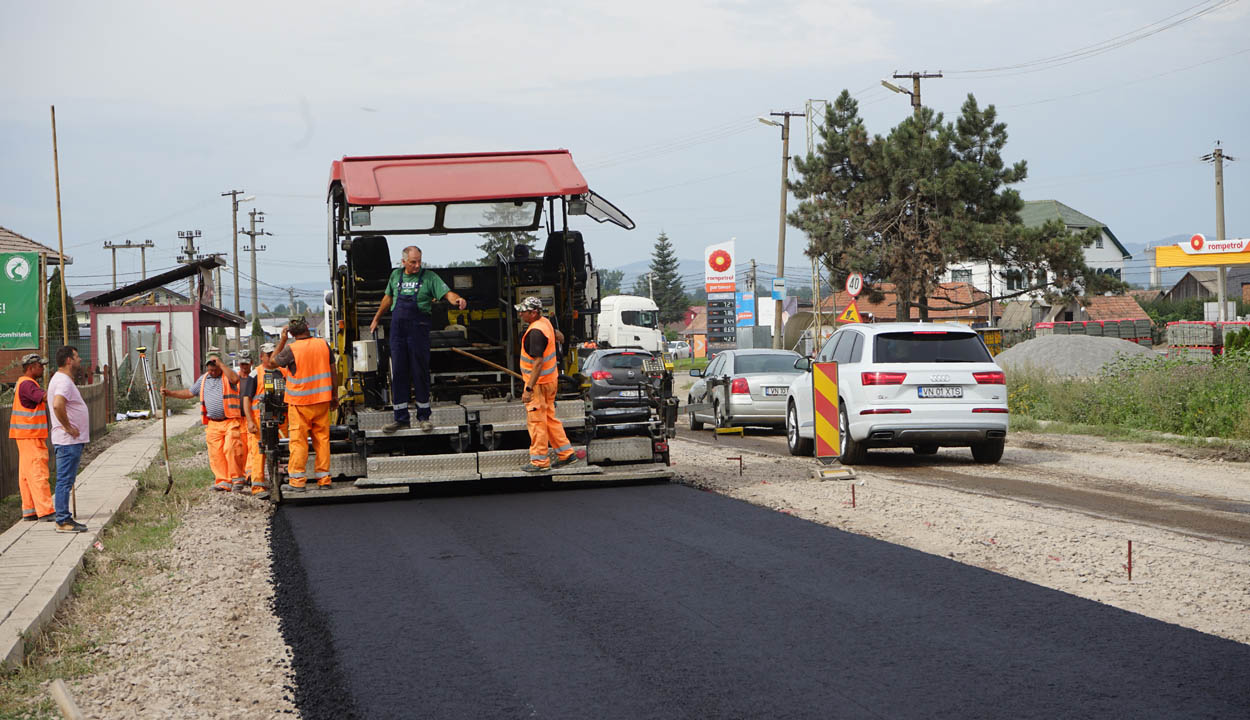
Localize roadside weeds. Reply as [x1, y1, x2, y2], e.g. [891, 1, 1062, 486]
[0, 427, 210, 719]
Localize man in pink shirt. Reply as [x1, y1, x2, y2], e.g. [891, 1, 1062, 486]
[47, 346, 89, 533]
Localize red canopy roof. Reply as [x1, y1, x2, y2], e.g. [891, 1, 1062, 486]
[330, 150, 590, 205]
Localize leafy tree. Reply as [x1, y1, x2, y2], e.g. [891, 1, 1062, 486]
[477, 203, 542, 264]
[790, 90, 1123, 320]
[599, 268, 624, 295]
[47, 268, 79, 343]
[631, 232, 687, 325]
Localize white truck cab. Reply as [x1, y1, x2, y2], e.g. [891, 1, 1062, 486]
[597, 295, 663, 353]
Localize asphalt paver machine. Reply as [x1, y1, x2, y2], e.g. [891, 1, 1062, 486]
[262, 150, 678, 501]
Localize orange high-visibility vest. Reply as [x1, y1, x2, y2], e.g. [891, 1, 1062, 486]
[200, 373, 242, 425]
[284, 338, 333, 405]
[8, 376, 49, 439]
[519, 316, 558, 387]
[246, 372, 263, 425]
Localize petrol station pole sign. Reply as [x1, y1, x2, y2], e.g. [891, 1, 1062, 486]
[705, 240, 737, 353]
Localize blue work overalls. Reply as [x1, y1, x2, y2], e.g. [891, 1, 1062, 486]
[390, 271, 433, 424]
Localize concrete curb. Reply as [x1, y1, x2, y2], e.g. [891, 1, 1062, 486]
[0, 411, 201, 669]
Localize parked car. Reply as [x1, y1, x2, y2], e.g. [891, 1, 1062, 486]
[666, 340, 692, 359]
[785, 322, 1007, 464]
[687, 349, 803, 431]
[583, 349, 664, 409]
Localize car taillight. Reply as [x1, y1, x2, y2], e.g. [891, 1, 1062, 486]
[591, 371, 612, 380]
[861, 371, 907, 385]
[972, 407, 1008, 413]
[860, 408, 911, 414]
[730, 377, 750, 394]
[973, 371, 1006, 384]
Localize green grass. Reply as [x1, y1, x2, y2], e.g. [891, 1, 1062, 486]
[1006, 352, 1250, 442]
[0, 425, 212, 719]
[672, 357, 710, 373]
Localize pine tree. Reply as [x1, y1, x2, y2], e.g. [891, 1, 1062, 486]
[638, 232, 686, 325]
[789, 90, 1122, 320]
[46, 268, 80, 343]
[598, 269, 624, 295]
[476, 203, 542, 264]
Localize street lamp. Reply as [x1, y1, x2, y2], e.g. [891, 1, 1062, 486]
[759, 110, 803, 348]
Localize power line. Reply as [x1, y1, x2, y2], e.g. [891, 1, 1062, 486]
[946, 0, 1240, 78]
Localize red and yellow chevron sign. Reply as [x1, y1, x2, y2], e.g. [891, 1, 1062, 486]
[812, 362, 840, 462]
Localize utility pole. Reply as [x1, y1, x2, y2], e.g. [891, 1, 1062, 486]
[222, 190, 253, 350]
[1202, 144, 1236, 321]
[176, 230, 202, 299]
[103, 239, 155, 289]
[759, 110, 804, 348]
[804, 99, 829, 157]
[240, 209, 271, 333]
[647, 272, 654, 300]
[882, 71, 943, 118]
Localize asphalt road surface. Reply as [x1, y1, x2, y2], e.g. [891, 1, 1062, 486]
[273, 482, 1250, 719]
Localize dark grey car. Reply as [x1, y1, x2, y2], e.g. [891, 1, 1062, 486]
[583, 349, 663, 409]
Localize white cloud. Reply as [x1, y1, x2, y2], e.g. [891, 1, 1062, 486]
[3, 0, 892, 104]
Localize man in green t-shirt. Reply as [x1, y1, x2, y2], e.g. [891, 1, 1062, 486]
[368, 246, 467, 432]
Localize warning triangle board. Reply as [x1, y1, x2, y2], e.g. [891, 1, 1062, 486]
[836, 300, 861, 323]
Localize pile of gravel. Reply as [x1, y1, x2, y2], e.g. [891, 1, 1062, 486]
[995, 334, 1159, 379]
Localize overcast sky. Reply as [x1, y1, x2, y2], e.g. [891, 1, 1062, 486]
[2, 0, 1246, 307]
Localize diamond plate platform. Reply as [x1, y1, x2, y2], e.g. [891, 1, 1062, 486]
[587, 437, 654, 463]
[362, 452, 480, 485]
[301, 452, 366, 479]
[356, 404, 465, 431]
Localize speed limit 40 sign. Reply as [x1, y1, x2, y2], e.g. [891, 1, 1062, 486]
[845, 272, 863, 297]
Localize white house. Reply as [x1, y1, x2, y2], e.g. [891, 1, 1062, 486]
[943, 200, 1131, 300]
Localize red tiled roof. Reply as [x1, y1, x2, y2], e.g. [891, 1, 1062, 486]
[819, 282, 993, 322]
[1081, 295, 1149, 321]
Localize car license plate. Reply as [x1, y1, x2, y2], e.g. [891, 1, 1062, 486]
[764, 387, 788, 397]
[617, 390, 641, 398]
[918, 385, 962, 398]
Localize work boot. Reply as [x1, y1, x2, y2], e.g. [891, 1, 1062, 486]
[552, 454, 580, 470]
[382, 421, 408, 434]
[38, 514, 56, 522]
[213, 480, 232, 492]
[419, 420, 435, 432]
[521, 463, 549, 474]
[285, 484, 307, 494]
[232, 481, 248, 494]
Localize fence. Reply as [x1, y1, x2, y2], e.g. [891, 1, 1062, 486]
[0, 378, 110, 500]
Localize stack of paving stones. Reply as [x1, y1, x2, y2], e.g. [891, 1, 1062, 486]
[1164, 321, 1250, 360]
[1034, 319, 1154, 347]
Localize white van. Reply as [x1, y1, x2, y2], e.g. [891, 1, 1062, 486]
[597, 295, 663, 353]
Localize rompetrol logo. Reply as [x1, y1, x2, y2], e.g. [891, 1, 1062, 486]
[708, 249, 732, 273]
[4, 256, 32, 282]
[1191, 233, 1205, 251]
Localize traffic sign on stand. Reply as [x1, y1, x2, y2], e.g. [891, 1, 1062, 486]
[845, 272, 863, 297]
[836, 300, 861, 324]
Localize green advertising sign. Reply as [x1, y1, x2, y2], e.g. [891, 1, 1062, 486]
[0, 253, 41, 350]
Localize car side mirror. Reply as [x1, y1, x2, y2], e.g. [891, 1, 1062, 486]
[794, 357, 812, 372]
[689, 368, 703, 377]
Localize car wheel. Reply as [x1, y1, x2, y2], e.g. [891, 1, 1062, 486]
[838, 404, 867, 465]
[714, 401, 728, 429]
[688, 397, 704, 431]
[971, 438, 1005, 464]
[787, 403, 812, 456]
[914, 444, 939, 456]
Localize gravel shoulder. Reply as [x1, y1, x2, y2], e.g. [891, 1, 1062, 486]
[66, 452, 299, 719]
[671, 433, 1250, 645]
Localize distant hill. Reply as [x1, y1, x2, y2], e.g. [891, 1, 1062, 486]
[1122, 233, 1210, 291]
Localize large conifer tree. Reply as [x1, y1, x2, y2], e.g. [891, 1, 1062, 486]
[631, 232, 686, 325]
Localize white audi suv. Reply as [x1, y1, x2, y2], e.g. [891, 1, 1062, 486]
[785, 322, 1008, 464]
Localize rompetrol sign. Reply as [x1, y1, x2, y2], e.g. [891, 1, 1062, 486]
[1156, 233, 1250, 267]
[0, 252, 40, 350]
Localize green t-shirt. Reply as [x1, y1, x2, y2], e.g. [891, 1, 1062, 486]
[384, 268, 451, 313]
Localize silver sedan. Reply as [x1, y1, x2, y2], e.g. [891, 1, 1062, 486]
[687, 349, 803, 431]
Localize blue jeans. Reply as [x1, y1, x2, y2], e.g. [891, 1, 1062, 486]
[53, 443, 85, 524]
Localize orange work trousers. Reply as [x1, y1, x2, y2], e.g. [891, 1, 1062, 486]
[525, 383, 574, 469]
[232, 417, 249, 479]
[246, 427, 266, 491]
[287, 402, 331, 488]
[205, 418, 244, 489]
[16, 438, 54, 518]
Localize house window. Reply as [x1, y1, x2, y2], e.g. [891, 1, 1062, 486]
[1096, 236, 1104, 249]
[1006, 271, 1023, 291]
[952, 269, 972, 284]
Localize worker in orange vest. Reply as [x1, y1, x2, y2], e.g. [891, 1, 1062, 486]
[516, 296, 578, 472]
[9, 354, 55, 521]
[163, 353, 244, 491]
[240, 342, 280, 498]
[231, 350, 254, 490]
[273, 316, 337, 491]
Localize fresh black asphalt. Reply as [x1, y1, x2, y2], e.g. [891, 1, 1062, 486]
[271, 482, 1250, 719]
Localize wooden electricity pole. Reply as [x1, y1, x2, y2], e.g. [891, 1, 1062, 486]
[1202, 144, 1236, 320]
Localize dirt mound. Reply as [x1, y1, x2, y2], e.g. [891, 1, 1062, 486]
[996, 334, 1159, 378]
